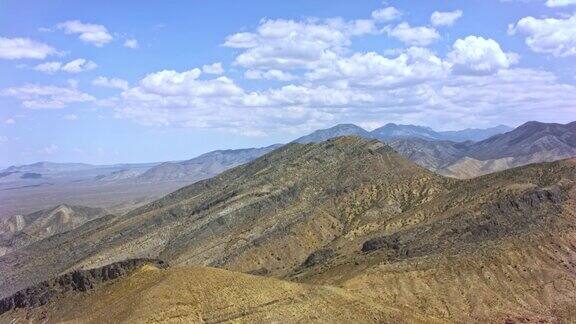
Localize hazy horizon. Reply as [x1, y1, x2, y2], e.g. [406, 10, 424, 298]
[0, 121, 521, 167]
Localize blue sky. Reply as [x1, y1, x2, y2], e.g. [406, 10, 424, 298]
[1, 0, 575, 166]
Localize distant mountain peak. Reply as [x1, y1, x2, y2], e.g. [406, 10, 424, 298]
[370, 123, 442, 141]
[135, 144, 282, 183]
[381, 122, 435, 131]
[292, 124, 371, 144]
[332, 123, 364, 128]
[294, 122, 516, 144]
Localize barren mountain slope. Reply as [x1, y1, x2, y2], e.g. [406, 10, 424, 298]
[443, 121, 576, 178]
[291, 158, 576, 322]
[135, 144, 281, 182]
[386, 138, 471, 171]
[0, 204, 106, 257]
[0, 137, 451, 298]
[0, 264, 437, 323]
[1, 139, 576, 322]
[291, 121, 576, 178]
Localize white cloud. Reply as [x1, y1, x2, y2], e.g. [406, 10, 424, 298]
[34, 58, 97, 74]
[92, 76, 129, 90]
[62, 58, 97, 73]
[116, 69, 249, 127]
[136, 68, 243, 97]
[4, 118, 15, 125]
[509, 14, 576, 57]
[95, 97, 119, 107]
[63, 114, 78, 121]
[115, 66, 343, 132]
[438, 69, 576, 127]
[110, 59, 576, 134]
[96, 7, 576, 133]
[305, 47, 448, 88]
[371, 7, 401, 22]
[448, 36, 518, 75]
[57, 20, 113, 46]
[431, 10, 463, 27]
[386, 23, 440, 46]
[202, 62, 224, 74]
[123, 38, 139, 49]
[0, 136, 7, 144]
[545, 0, 576, 7]
[245, 69, 296, 81]
[115, 66, 576, 133]
[0, 37, 57, 60]
[249, 84, 375, 107]
[34, 61, 62, 73]
[1, 84, 95, 109]
[223, 18, 376, 70]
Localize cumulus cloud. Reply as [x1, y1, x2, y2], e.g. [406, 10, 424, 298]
[19, 6, 571, 134]
[63, 114, 78, 121]
[305, 47, 448, 88]
[34, 58, 97, 74]
[431, 10, 463, 27]
[223, 18, 376, 70]
[0, 37, 57, 60]
[386, 23, 440, 46]
[4, 118, 15, 125]
[109, 4, 576, 134]
[545, 0, 576, 7]
[439, 69, 576, 126]
[509, 14, 576, 57]
[135, 68, 243, 97]
[115, 65, 356, 132]
[114, 65, 576, 133]
[371, 6, 402, 22]
[115, 68, 248, 128]
[62, 59, 97, 73]
[57, 20, 113, 46]
[123, 38, 139, 49]
[448, 36, 518, 75]
[34, 61, 62, 74]
[202, 62, 224, 74]
[1, 84, 95, 109]
[92, 76, 129, 90]
[245, 69, 296, 81]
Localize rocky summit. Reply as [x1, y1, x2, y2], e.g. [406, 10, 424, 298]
[1, 136, 575, 322]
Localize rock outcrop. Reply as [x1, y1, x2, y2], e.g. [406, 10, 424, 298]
[0, 258, 166, 315]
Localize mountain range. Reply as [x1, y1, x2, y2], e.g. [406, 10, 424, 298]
[1, 137, 575, 322]
[0, 123, 513, 185]
[293, 123, 512, 144]
[0, 145, 281, 219]
[294, 121, 576, 178]
[1, 121, 575, 225]
[134, 144, 282, 183]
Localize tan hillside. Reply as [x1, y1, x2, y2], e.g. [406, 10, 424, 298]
[1, 265, 439, 323]
[1, 138, 576, 322]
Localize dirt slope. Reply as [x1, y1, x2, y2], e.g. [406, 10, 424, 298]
[1, 138, 576, 322]
[0, 265, 439, 323]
